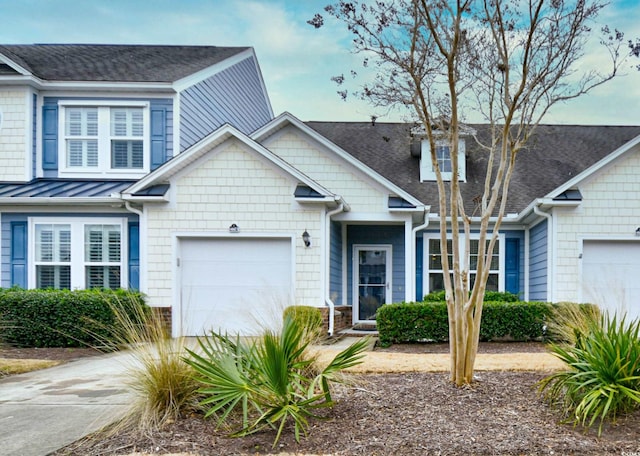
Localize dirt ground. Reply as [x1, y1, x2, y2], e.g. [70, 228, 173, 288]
[37, 341, 640, 456]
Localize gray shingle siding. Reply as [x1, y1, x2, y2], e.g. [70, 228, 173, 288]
[529, 220, 548, 301]
[180, 56, 272, 149]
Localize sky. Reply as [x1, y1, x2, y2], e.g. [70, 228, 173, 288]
[1, 0, 640, 125]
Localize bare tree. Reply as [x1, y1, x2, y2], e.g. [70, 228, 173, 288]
[310, 0, 624, 386]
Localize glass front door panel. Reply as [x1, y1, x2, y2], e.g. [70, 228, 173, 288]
[357, 250, 387, 320]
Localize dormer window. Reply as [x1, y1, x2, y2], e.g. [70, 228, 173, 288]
[58, 101, 149, 177]
[420, 139, 466, 182]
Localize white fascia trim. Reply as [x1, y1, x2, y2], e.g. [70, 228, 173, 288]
[35, 81, 176, 93]
[123, 123, 334, 200]
[0, 53, 32, 76]
[547, 133, 640, 198]
[172, 48, 255, 92]
[252, 112, 425, 208]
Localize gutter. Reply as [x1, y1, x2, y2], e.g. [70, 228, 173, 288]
[325, 197, 348, 336]
[411, 207, 430, 301]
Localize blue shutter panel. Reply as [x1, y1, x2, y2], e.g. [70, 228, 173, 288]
[505, 238, 520, 295]
[150, 107, 167, 170]
[128, 222, 140, 289]
[415, 236, 423, 301]
[11, 222, 28, 288]
[42, 105, 58, 170]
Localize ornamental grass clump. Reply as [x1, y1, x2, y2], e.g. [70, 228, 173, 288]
[185, 315, 368, 446]
[539, 313, 640, 435]
[93, 293, 201, 435]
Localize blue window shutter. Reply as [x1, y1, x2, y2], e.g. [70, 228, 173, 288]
[11, 222, 27, 288]
[505, 238, 520, 295]
[42, 105, 58, 170]
[150, 107, 167, 170]
[416, 236, 423, 301]
[128, 222, 140, 290]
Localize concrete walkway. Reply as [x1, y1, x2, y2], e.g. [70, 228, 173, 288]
[0, 351, 135, 456]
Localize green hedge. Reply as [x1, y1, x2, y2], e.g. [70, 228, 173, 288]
[423, 290, 521, 302]
[377, 300, 552, 346]
[0, 288, 146, 348]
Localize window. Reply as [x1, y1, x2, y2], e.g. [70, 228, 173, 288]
[59, 102, 149, 176]
[424, 234, 503, 294]
[420, 139, 466, 182]
[30, 218, 126, 290]
[35, 224, 71, 289]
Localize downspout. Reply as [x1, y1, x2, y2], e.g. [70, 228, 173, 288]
[411, 208, 430, 301]
[533, 202, 552, 302]
[325, 198, 348, 336]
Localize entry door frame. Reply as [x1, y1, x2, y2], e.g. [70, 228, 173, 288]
[352, 244, 392, 324]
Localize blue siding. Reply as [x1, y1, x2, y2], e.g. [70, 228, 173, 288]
[346, 225, 405, 305]
[42, 102, 58, 172]
[180, 56, 273, 150]
[128, 222, 140, 289]
[529, 220, 548, 301]
[329, 221, 343, 304]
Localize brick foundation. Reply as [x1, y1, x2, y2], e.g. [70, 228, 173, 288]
[319, 305, 352, 334]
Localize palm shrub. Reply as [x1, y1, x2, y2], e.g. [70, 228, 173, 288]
[539, 314, 640, 434]
[185, 315, 368, 446]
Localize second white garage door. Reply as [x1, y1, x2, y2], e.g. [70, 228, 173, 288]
[582, 240, 640, 321]
[179, 237, 293, 336]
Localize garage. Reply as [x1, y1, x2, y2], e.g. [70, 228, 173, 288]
[582, 240, 640, 321]
[178, 237, 293, 336]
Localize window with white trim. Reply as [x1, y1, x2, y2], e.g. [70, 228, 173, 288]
[420, 139, 466, 182]
[424, 234, 503, 294]
[30, 218, 127, 290]
[58, 101, 149, 177]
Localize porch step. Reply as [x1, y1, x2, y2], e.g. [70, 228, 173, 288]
[338, 325, 379, 337]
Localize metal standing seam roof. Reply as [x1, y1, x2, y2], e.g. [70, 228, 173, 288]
[0, 179, 137, 199]
[0, 44, 250, 83]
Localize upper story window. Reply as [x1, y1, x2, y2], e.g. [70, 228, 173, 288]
[58, 101, 149, 177]
[420, 139, 466, 182]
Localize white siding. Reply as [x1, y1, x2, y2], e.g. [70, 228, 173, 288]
[144, 139, 324, 308]
[553, 145, 640, 302]
[0, 88, 30, 181]
[264, 127, 388, 213]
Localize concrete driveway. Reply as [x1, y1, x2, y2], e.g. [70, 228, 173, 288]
[0, 351, 134, 456]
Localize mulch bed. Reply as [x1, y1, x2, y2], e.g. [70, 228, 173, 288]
[0, 346, 102, 361]
[48, 342, 640, 456]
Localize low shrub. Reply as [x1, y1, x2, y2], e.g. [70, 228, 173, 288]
[539, 314, 640, 435]
[0, 288, 146, 347]
[545, 302, 601, 344]
[377, 300, 551, 345]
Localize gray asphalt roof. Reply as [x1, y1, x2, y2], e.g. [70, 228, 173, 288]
[306, 122, 640, 214]
[0, 44, 250, 83]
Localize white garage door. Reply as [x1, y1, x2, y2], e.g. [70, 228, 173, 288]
[582, 241, 640, 321]
[179, 237, 292, 336]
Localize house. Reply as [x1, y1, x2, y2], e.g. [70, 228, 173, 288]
[2, 44, 640, 337]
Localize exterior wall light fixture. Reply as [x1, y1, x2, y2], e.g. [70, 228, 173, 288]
[229, 223, 240, 233]
[302, 230, 311, 247]
[636, 227, 640, 236]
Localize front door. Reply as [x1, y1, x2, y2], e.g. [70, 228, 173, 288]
[353, 245, 392, 323]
